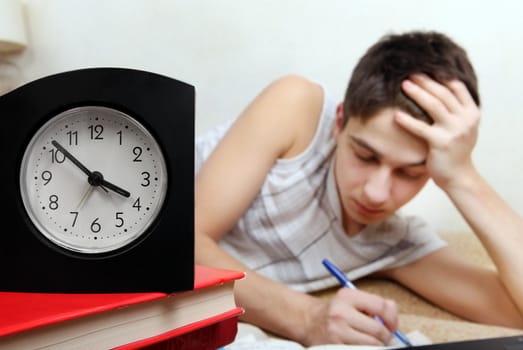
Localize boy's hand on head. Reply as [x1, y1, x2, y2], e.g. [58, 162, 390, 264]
[394, 74, 481, 190]
[304, 288, 396, 346]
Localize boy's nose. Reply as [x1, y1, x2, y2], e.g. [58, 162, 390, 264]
[363, 168, 391, 205]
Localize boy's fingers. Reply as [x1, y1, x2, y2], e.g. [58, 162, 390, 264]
[408, 74, 462, 113]
[446, 79, 477, 108]
[401, 80, 446, 124]
[394, 110, 432, 141]
[337, 289, 394, 345]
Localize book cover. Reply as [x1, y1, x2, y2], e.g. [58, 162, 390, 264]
[120, 309, 242, 350]
[0, 265, 245, 350]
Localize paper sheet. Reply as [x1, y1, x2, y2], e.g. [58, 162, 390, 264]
[223, 322, 432, 349]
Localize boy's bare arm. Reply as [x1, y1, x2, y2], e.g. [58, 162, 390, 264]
[195, 75, 322, 342]
[386, 246, 523, 327]
[442, 167, 523, 322]
[195, 76, 398, 345]
[394, 74, 523, 326]
[195, 232, 323, 342]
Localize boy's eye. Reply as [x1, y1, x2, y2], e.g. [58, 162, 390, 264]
[355, 153, 377, 163]
[351, 142, 377, 163]
[397, 169, 426, 180]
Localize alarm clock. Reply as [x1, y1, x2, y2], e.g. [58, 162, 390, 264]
[0, 68, 195, 293]
[20, 105, 169, 255]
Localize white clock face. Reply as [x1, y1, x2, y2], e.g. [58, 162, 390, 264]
[20, 106, 168, 255]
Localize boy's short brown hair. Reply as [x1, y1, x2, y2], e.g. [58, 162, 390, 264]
[342, 31, 480, 126]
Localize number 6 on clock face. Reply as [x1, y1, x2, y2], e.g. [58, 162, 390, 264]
[20, 105, 168, 255]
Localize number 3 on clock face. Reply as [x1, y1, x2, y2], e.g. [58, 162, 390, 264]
[20, 105, 168, 256]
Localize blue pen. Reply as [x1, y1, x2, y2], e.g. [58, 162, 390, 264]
[322, 258, 412, 347]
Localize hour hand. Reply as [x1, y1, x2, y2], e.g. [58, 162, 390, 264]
[93, 172, 131, 198]
[103, 181, 130, 197]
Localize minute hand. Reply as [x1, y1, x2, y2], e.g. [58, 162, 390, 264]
[52, 140, 91, 177]
[51, 140, 131, 198]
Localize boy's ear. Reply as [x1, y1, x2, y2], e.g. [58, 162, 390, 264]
[333, 102, 344, 138]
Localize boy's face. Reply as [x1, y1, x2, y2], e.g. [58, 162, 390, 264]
[333, 105, 430, 234]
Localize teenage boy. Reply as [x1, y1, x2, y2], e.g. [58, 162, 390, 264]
[195, 30, 523, 346]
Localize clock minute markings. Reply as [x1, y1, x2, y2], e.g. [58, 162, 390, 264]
[51, 140, 131, 198]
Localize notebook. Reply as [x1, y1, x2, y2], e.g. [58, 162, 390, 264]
[225, 322, 523, 350]
[223, 322, 431, 349]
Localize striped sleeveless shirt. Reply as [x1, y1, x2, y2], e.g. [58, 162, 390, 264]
[195, 84, 446, 292]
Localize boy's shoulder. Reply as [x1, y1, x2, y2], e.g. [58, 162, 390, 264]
[266, 74, 323, 99]
[261, 74, 328, 129]
[261, 75, 332, 159]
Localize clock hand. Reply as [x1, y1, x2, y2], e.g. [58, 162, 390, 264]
[97, 173, 131, 198]
[51, 140, 92, 177]
[52, 140, 130, 198]
[51, 140, 108, 193]
[76, 184, 94, 210]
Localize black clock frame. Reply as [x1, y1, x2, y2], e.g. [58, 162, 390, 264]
[0, 67, 195, 293]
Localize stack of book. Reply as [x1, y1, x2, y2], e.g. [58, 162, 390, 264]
[0, 265, 245, 350]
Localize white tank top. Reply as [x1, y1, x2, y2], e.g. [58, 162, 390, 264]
[195, 84, 446, 292]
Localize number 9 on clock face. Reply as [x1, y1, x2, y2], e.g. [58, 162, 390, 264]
[20, 106, 168, 256]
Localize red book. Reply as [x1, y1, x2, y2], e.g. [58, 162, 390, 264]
[0, 265, 245, 350]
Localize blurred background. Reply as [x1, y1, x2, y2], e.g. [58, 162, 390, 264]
[3, 0, 522, 233]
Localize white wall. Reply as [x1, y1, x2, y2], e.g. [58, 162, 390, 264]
[7, 0, 523, 232]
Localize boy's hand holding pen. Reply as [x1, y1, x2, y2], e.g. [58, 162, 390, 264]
[322, 258, 413, 347]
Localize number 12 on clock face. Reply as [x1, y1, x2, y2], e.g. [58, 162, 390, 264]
[20, 105, 168, 256]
